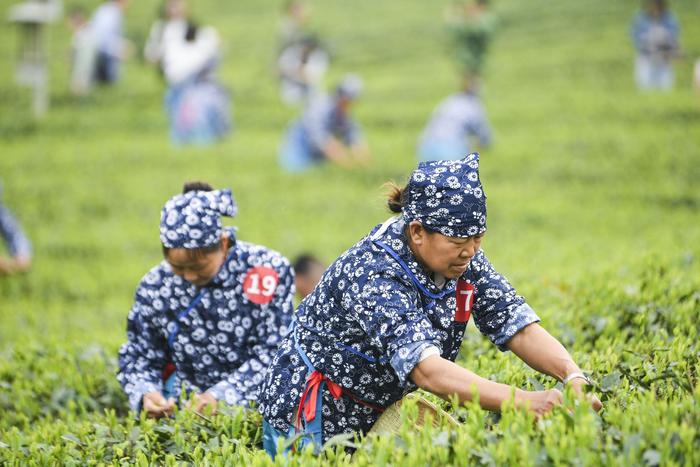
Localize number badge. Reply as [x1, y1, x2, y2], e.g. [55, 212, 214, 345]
[243, 266, 279, 305]
[455, 280, 474, 323]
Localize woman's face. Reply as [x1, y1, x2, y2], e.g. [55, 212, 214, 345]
[407, 221, 483, 279]
[166, 0, 187, 19]
[165, 237, 229, 286]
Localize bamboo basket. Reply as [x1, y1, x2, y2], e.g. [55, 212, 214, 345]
[368, 393, 460, 435]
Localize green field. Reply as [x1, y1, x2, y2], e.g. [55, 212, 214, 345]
[1, 0, 699, 464]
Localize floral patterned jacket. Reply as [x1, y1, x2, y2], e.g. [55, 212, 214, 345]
[259, 217, 539, 441]
[118, 228, 295, 412]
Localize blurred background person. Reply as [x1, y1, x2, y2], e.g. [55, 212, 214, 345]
[277, 35, 329, 106]
[143, 0, 188, 76]
[277, 0, 310, 53]
[67, 7, 97, 96]
[444, 0, 496, 78]
[89, 0, 131, 85]
[278, 74, 370, 172]
[630, 0, 681, 91]
[417, 75, 491, 162]
[161, 19, 231, 145]
[0, 184, 32, 276]
[293, 253, 325, 300]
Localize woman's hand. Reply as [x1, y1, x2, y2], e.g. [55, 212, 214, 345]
[0, 255, 31, 275]
[143, 391, 176, 418]
[569, 378, 603, 412]
[515, 388, 563, 418]
[187, 392, 218, 415]
[506, 323, 603, 412]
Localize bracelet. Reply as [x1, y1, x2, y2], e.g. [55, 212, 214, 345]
[562, 372, 591, 385]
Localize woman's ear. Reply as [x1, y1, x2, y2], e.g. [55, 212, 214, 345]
[408, 221, 425, 246]
[221, 234, 230, 251]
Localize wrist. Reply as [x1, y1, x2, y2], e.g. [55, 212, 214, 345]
[513, 388, 528, 407]
[203, 390, 219, 401]
[558, 361, 582, 381]
[561, 372, 591, 386]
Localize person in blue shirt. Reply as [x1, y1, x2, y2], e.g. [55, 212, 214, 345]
[417, 77, 491, 162]
[279, 74, 371, 172]
[258, 154, 602, 458]
[0, 186, 32, 275]
[89, 0, 130, 84]
[118, 182, 294, 417]
[630, 0, 680, 91]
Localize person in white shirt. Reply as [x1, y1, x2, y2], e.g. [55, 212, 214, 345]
[417, 77, 492, 162]
[277, 35, 329, 105]
[161, 19, 231, 145]
[67, 7, 97, 96]
[143, 0, 188, 75]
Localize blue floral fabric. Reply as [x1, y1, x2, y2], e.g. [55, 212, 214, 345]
[403, 153, 487, 238]
[258, 217, 540, 442]
[160, 189, 238, 249]
[118, 228, 295, 412]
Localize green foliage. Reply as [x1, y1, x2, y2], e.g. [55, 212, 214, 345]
[1, 0, 699, 464]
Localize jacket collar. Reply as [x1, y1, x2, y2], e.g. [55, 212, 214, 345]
[371, 217, 457, 298]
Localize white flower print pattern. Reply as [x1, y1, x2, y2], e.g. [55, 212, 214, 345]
[118, 228, 295, 412]
[159, 189, 238, 249]
[258, 218, 539, 444]
[402, 153, 488, 238]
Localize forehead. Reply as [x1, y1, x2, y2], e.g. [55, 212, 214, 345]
[429, 231, 483, 244]
[166, 248, 211, 267]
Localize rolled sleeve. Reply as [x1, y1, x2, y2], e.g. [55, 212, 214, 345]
[469, 251, 540, 351]
[490, 303, 540, 351]
[125, 380, 162, 413]
[390, 341, 441, 385]
[206, 380, 243, 406]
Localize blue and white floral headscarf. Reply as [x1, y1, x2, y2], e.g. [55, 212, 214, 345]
[403, 153, 486, 238]
[160, 189, 238, 249]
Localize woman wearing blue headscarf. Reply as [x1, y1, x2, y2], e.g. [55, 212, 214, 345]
[118, 182, 295, 418]
[258, 153, 601, 457]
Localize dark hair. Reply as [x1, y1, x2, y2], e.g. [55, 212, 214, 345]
[182, 181, 213, 193]
[386, 181, 438, 236]
[162, 181, 222, 258]
[185, 21, 198, 42]
[386, 182, 408, 213]
[293, 254, 323, 275]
